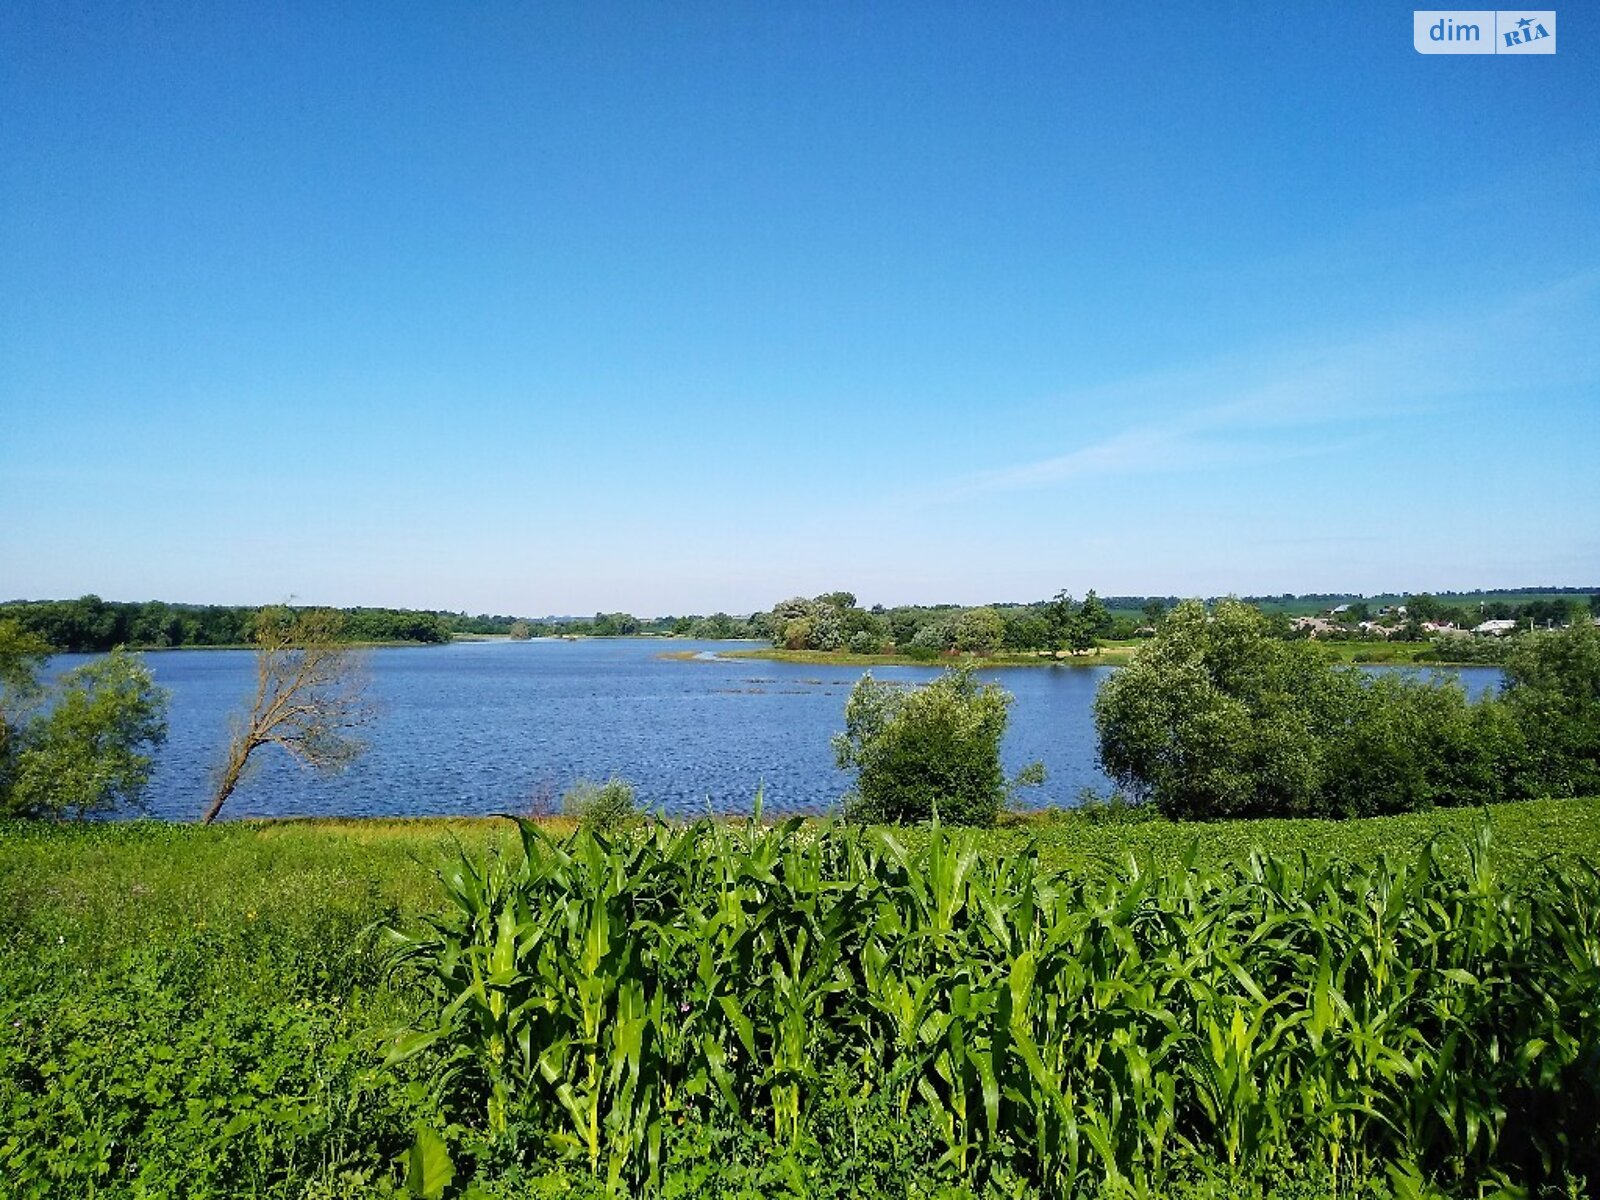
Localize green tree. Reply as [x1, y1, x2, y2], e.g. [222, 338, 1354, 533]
[1094, 598, 1537, 820]
[1081, 590, 1114, 637]
[769, 596, 844, 650]
[508, 620, 532, 640]
[0, 619, 52, 801]
[834, 665, 1038, 825]
[1067, 590, 1113, 653]
[691, 612, 738, 639]
[1320, 673, 1521, 816]
[808, 606, 844, 651]
[840, 606, 882, 642]
[950, 606, 1006, 654]
[1093, 599, 1354, 819]
[888, 609, 922, 649]
[591, 612, 622, 636]
[1044, 590, 1076, 649]
[1003, 609, 1051, 651]
[1501, 620, 1600, 797]
[781, 616, 815, 650]
[7, 648, 169, 818]
[769, 597, 814, 648]
[847, 629, 881, 654]
[1407, 593, 1443, 623]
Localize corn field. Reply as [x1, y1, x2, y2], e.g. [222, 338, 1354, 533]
[386, 817, 1600, 1195]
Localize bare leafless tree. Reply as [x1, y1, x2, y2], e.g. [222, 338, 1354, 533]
[202, 606, 371, 824]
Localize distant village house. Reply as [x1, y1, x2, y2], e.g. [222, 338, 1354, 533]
[1472, 619, 1518, 637]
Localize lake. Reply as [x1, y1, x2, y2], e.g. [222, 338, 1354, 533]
[46, 639, 1507, 821]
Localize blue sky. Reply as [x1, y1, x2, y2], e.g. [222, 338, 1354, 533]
[2, 2, 1596, 616]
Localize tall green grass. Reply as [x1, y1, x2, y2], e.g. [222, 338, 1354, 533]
[389, 815, 1600, 1196]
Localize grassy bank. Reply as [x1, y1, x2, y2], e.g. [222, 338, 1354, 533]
[710, 640, 1494, 670]
[714, 644, 1143, 668]
[3, 799, 1597, 1197]
[1319, 640, 1476, 665]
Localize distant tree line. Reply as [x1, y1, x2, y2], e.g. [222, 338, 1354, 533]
[766, 590, 1134, 657]
[499, 611, 771, 640]
[0, 597, 788, 652]
[10, 589, 1594, 656]
[0, 597, 457, 652]
[760, 588, 1600, 659]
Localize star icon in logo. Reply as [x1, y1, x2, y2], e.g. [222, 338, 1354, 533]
[1516, 15, 1533, 29]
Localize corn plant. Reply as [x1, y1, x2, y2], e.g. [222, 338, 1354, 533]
[386, 814, 1600, 1195]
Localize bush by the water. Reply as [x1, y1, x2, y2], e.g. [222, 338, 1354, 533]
[1502, 615, 1600, 796]
[833, 665, 1041, 825]
[561, 776, 641, 835]
[1094, 598, 1600, 819]
[1425, 631, 1511, 664]
[0, 619, 169, 818]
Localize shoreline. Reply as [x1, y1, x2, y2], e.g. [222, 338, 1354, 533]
[710, 647, 1139, 668]
[40, 635, 1497, 670]
[12, 793, 1597, 839]
[701, 643, 1495, 670]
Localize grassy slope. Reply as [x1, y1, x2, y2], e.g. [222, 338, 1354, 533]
[6, 799, 1597, 941]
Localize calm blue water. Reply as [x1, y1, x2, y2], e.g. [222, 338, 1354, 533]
[44, 640, 1507, 822]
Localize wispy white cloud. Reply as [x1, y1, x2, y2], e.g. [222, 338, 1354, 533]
[926, 271, 1600, 502]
